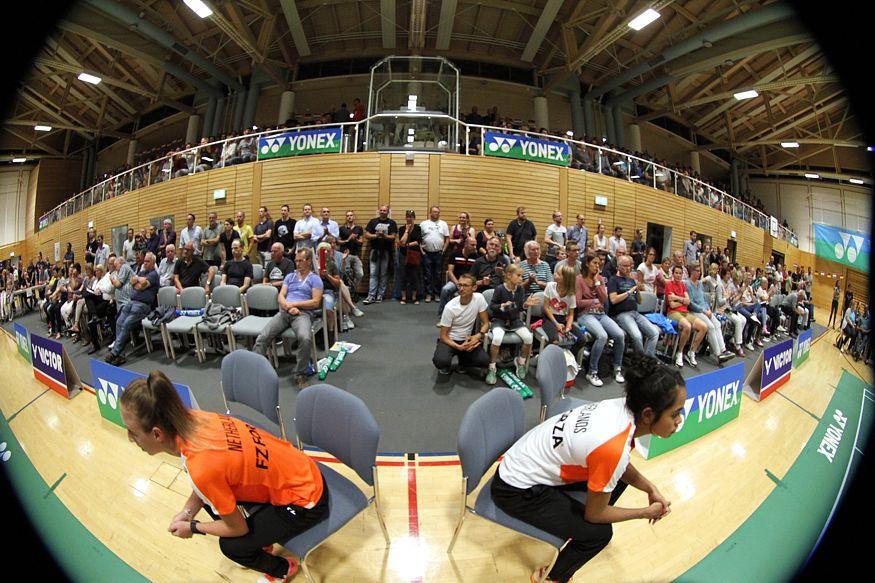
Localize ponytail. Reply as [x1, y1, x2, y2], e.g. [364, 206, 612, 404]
[624, 354, 684, 424]
[120, 370, 198, 443]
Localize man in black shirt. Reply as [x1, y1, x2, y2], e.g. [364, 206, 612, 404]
[173, 242, 214, 293]
[471, 236, 509, 290]
[363, 205, 397, 304]
[218, 218, 241, 267]
[221, 239, 253, 293]
[273, 204, 296, 259]
[506, 206, 537, 261]
[338, 210, 365, 291]
[263, 242, 295, 289]
[439, 236, 479, 316]
[252, 206, 274, 265]
[145, 224, 160, 255]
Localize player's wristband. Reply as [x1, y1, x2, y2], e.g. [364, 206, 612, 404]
[191, 520, 205, 535]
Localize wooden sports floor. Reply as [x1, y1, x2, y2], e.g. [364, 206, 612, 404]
[0, 326, 870, 582]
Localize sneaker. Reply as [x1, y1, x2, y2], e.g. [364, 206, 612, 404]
[585, 371, 603, 387]
[424, 296, 432, 303]
[486, 368, 497, 385]
[675, 352, 684, 368]
[376, 295, 383, 303]
[614, 367, 625, 384]
[750, 314, 760, 324]
[351, 307, 364, 317]
[516, 362, 528, 379]
[257, 556, 299, 583]
[438, 367, 452, 375]
[294, 374, 308, 389]
[362, 296, 376, 305]
[346, 318, 355, 330]
[718, 350, 735, 362]
[685, 351, 698, 367]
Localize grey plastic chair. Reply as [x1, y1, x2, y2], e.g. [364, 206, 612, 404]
[283, 384, 390, 582]
[142, 286, 178, 356]
[637, 291, 658, 314]
[194, 284, 242, 362]
[446, 387, 564, 578]
[164, 287, 207, 360]
[252, 262, 264, 283]
[229, 284, 278, 352]
[537, 344, 591, 423]
[220, 349, 286, 439]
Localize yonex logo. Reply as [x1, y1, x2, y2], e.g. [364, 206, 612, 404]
[260, 136, 287, 155]
[98, 378, 121, 410]
[0, 442, 11, 462]
[834, 232, 865, 264]
[677, 397, 695, 432]
[488, 136, 518, 153]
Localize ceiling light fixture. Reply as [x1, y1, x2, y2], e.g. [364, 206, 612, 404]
[781, 141, 799, 148]
[12, 157, 27, 163]
[77, 72, 102, 85]
[183, 0, 213, 18]
[34, 125, 52, 132]
[849, 178, 864, 185]
[733, 90, 759, 100]
[804, 173, 820, 179]
[629, 8, 660, 31]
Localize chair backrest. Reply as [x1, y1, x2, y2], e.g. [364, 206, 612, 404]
[536, 345, 567, 417]
[457, 387, 525, 495]
[245, 284, 279, 312]
[252, 263, 264, 283]
[221, 350, 280, 425]
[295, 384, 379, 485]
[179, 286, 207, 309]
[157, 286, 179, 308]
[210, 285, 242, 308]
[527, 291, 545, 321]
[637, 291, 657, 313]
[481, 288, 494, 305]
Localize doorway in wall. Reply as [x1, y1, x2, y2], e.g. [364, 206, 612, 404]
[646, 223, 672, 262]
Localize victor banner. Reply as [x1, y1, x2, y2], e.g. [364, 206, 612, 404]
[30, 333, 81, 398]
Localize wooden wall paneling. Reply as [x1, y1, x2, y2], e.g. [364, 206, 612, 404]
[427, 154, 441, 211]
[684, 199, 720, 246]
[182, 173, 210, 235]
[136, 179, 186, 231]
[813, 257, 845, 312]
[581, 173, 615, 231]
[613, 181, 637, 237]
[389, 154, 430, 220]
[737, 222, 764, 269]
[379, 155, 392, 208]
[846, 268, 869, 309]
[206, 167, 240, 220]
[233, 164, 254, 222]
[633, 185, 683, 253]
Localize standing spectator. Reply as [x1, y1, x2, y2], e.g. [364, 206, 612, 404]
[552, 241, 581, 277]
[607, 255, 659, 356]
[520, 240, 552, 296]
[63, 242, 75, 268]
[234, 211, 255, 259]
[105, 252, 160, 366]
[146, 224, 160, 255]
[438, 236, 479, 316]
[567, 213, 589, 260]
[85, 228, 98, 265]
[293, 204, 320, 254]
[543, 210, 567, 270]
[253, 248, 323, 389]
[607, 226, 627, 256]
[842, 283, 853, 320]
[433, 273, 490, 376]
[173, 242, 213, 293]
[94, 234, 110, 269]
[828, 280, 841, 328]
[351, 97, 365, 122]
[636, 247, 662, 294]
[591, 222, 609, 254]
[179, 213, 204, 256]
[273, 205, 296, 258]
[313, 207, 339, 246]
[202, 212, 222, 269]
[447, 212, 476, 256]
[683, 231, 699, 273]
[157, 244, 178, 287]
[338, 210, 364, 292]
[122, 228, 137, 266]
[398, 210, 422, 305]
[476, 218, 499, 256]
[363, 205, 397, 304]
[630, 229, 646, 268]
[472, 236, 510, 291]
[506, 206, 537, 261]
[420, 206, 449, 303]
[252, 206, 274, 265]
[221, 239, 254, 294]
[157, 219, 176, 261]
[218, 218, 242, 268]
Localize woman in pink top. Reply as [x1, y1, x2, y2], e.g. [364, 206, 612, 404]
[576, 253, 626, 386]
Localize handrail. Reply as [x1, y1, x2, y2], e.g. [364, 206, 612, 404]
[38, 116, 798, 247]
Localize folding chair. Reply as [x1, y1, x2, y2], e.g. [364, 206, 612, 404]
[164, 287, 206, 360]
[142, 287, 178, 357]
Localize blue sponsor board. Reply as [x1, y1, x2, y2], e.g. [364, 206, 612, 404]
[89, 359, 197, 428]
[14, 322, 30, 362]
[30, 333, 80, 398]
[745, 337, 794, 401]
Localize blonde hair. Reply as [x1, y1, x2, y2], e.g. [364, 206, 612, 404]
[556, 264, 576, 297]
[505, 263, 522, 278]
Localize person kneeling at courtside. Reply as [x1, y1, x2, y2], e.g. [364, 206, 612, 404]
[120, 370, 328, 583]
[492, 354, 682, 583]
[433, 272, 491, 377]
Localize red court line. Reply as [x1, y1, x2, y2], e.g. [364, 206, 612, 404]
[376, 461, 406, 466]
[417, 460, 461, 466]
[407, 458, 422, 583]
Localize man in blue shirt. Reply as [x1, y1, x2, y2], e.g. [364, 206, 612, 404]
[254, 248, 324, 388]
[566, 213, 588, 262]
[684, 264, 735, 364]
[105, 252, 160, 366]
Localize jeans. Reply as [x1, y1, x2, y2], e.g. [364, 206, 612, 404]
[112, 300, 151, 356]
[253, 310, 314, 375]
[694, 312, 726, 355]
[368, 249, 390, 299]
[613, 310, 659, 356]
[577, 313, 625, 372]
[422, 251, 444, 298]
[438, 281, 458, 315]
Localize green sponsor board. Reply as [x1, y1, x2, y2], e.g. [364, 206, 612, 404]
[14, 323, 31, 362]
[636, 363, 743, 459]
[678, 371, 871, 582]
[813, 223, 870, 273]
[483, 131, 571, 167]
[257, 128, 342, 160]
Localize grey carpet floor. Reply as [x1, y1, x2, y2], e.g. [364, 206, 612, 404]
[3, 302, 830, 453]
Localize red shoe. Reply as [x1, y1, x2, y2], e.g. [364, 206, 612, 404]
[258, 557, 299, 582]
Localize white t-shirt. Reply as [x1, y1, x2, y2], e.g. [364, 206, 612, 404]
[420, 219, 450, 252]
[440, 293, 487, 341]
[637, 262, 658, 293]
[545, 224, 567, 257]
[593, 234, 608, 252]
[608, 236, 627, 255]
[499, 399, 635, 492]
[544, 281, 576, 317]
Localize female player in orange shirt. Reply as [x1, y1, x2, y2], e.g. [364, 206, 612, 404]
[120, 370, 328, 583]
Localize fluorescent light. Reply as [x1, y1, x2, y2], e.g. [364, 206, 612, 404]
[183, 0, 213, 18]
[629, 8, 660, 31]
[781, 141, 799, 148]
[849, 178, 864, 185]
[12, 157, 26, 163]
[34, 125, 52, 132]
[78, 72, 102, 84]
[804, 173, 820, 179]
[733, 90, 759, 100]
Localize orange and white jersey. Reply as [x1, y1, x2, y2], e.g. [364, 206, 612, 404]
[498, 399, 635, 493]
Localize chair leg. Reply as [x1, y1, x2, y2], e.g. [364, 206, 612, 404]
[194, 328, 204, 363]
[300, 559, 316, 583]
[143, 326, 153, 353]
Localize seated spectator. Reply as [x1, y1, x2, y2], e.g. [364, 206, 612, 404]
[520, 240, 552, 296]
[105, 252, 160, 366]
[263, 242, 294, 290]
[541, 264, 586, 355]
[253, 248, 323, 389]
[174, 242, 214, 293]
[685, 265, 735, 365]
[472, 236, 509, 291]
[433, 273, 490, 377]
[576, 253, 626, 385]
[315, 241, 342, 335]
[716, 268, 753, 357]
[665, 265, 709, 367]
[221, 239, 254, 294]
[158, 244, 178, 287]
[486, 263, 537, 385]
[439, 236, 479, 316]
[608, 255, 659, 356]
[552, 241, 581, 277]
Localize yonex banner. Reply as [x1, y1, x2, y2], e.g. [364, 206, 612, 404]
[744, 337, 793, 401]
[90, 359, 198, 429]
[636, 363, 744, 459]
[794, 328, 812, 368]
[483, 131, 571, 167]
[30, 333, 81, 398]
[14, 322, 30, 362]
[813, 223, 870, 273]
[257, 128, 343, 160]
